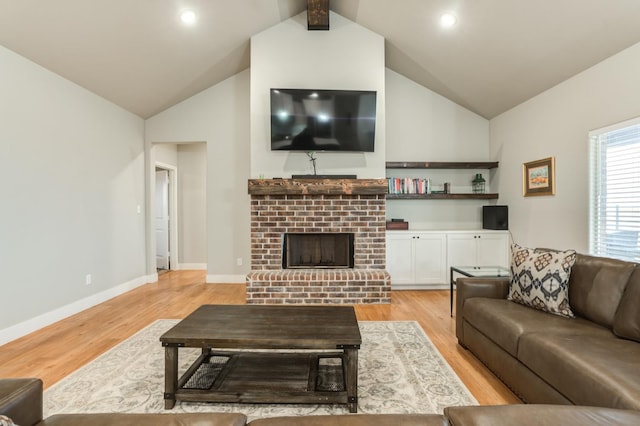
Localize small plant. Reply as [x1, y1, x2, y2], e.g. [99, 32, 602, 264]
[306, 151, 317, 175]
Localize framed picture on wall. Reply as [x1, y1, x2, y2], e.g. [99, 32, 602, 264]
[523, 157, 555, 197]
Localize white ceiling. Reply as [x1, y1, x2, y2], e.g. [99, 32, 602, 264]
[1, 0, 640, 119]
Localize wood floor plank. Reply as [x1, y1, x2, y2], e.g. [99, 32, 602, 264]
[0, 270, 520, 405]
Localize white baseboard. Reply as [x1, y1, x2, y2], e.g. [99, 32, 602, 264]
[177, 263, 207, 270]
[0, 273, 155, 346]
[206, 274, 246, 284]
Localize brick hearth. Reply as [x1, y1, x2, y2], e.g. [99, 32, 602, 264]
[247, 179, 390, 304]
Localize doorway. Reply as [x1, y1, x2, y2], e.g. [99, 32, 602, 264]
[155, 168, 170, 271]
[149, 142, 206, 276]
[155, 163, 178, 273]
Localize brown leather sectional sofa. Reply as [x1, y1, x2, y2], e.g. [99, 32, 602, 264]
[3, 377, 640, 425]
[456, 253, 640, 409]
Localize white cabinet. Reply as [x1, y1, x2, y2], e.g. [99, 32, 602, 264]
[446, 231, 510, 272]
[386, 233, 414, 284]
[386, 230, 510, 289]
[386, 231, 447, 289]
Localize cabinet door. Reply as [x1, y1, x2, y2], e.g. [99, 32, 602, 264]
[476, 233, 510, 267]
[414, 233, 447, 284]
[447, 234, 477, 270]
[386, 233, 415, 284]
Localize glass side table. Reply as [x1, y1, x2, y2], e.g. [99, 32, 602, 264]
[450, 266, 510, 316]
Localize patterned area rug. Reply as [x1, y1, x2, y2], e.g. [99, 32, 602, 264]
[44, 320, 476, 419]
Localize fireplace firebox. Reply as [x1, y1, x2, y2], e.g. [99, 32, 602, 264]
[283, 233, 354, 269]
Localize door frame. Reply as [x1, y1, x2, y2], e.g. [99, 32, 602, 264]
[155, 162, 179, 270]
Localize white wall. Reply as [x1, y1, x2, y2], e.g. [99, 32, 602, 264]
[250, 12, 386, 178]
[0, 45, 147, 343]
[386, 69, 490, 162]
[385, 69, 492, 230]
[154, 143, 178, 167]
[145, 70, 250, 283]
[490, 41, 640, 252]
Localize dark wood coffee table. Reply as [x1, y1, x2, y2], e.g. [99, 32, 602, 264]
[160, 304, 362, 412]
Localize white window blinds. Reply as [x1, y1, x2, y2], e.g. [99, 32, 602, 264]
[589, 119, 640, 262]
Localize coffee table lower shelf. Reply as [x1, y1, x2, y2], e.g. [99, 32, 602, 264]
[167, 350, 353, 410]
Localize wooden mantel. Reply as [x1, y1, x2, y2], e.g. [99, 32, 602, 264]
[248, 178, 388, 196]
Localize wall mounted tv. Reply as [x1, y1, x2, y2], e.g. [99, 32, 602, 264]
[270, 88, 377, 152]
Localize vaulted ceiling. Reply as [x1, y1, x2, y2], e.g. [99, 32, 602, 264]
[1, 0, 640, 119]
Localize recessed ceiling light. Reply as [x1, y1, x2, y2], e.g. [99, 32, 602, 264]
[440, 12, 457, 28]
[180, 10, 197, 25]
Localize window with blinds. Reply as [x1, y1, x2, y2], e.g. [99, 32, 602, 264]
[589, 118, 640, 263]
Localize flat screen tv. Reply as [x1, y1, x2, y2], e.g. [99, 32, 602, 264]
[270, 88, 376, 152]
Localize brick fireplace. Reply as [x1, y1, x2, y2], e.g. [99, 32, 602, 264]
[247, 178, 390, 304]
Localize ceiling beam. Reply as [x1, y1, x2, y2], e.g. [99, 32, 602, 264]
[307, 0, 329, 30]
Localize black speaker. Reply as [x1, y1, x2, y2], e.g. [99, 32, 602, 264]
[483, 205, 509, 230]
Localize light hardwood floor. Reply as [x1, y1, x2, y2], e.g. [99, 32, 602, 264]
[0, 270, 520, 405]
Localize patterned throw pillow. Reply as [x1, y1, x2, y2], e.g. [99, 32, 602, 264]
[0, 416, 16, 426]
[508, 244, 577, 318]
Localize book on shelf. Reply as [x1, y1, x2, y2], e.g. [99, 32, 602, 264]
[387, 177, 431, 195]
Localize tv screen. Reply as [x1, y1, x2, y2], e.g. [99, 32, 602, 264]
[270, 88, 376, 152]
